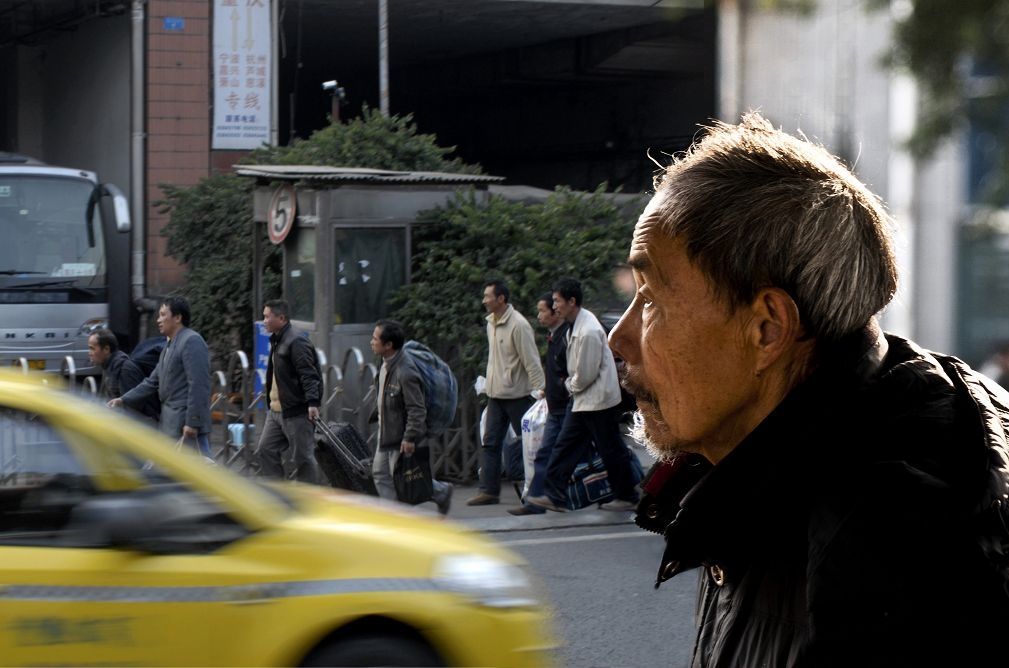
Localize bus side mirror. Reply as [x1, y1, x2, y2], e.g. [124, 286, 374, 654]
[101, 183, 131, 233]
[87, 184, 131, 246]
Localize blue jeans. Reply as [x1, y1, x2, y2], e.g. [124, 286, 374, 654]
[480, 396, 534, 497]
[526, 406, 569, 500]
[180, 433, 212, 458]
[197, 433, 212, 458]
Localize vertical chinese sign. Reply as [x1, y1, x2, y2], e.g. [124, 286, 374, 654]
[212, 0, 272, 149]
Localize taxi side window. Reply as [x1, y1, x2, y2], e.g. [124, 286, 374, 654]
[0, 407, 248, 551]
[0, 407, 92, 542]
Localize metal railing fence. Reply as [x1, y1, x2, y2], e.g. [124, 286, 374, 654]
[41, 348, 481, 483]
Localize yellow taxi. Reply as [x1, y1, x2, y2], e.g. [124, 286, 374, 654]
[0, 371, 557, 666]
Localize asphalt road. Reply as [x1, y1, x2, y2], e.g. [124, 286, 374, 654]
[418, 441, 692, 666]
[496, 524, 698, 668]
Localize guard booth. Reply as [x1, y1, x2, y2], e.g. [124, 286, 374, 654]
[237, 165, 503, 475]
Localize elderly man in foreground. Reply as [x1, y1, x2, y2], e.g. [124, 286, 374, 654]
[609, 112, 1009, 667]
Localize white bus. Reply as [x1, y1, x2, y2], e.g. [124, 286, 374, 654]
[0, 153, 131, 374]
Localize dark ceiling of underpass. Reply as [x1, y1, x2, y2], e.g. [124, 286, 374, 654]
[1, 0, 716, 190]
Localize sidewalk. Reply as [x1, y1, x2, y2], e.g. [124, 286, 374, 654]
[423, 443, 655, 534]
[435, 482, 640, 533]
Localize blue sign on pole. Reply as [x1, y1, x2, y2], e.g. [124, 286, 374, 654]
[163, 17, 185, 31]
[254, 321, 270, 408]
[254, 322, 314, 409]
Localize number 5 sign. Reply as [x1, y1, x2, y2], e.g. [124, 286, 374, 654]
[268, 184, 297, 244]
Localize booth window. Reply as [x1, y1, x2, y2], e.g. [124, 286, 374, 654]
[333, 227, 406, 325]
[286, 227, 316, 322]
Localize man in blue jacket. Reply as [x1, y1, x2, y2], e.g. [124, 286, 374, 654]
[89, 328, 159, 422]
[254, 299, 322, 483]
[527, 277, 640, 512]
[508, 292, 569, 516]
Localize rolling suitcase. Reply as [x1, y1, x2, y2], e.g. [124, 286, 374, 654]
[314, 420, 378, 496]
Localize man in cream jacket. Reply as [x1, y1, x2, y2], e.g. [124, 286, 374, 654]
[467, 279, 545, 506]
[528, 277, 640, 512]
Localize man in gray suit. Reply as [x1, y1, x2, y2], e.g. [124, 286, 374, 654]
[110, 296, 213, 457]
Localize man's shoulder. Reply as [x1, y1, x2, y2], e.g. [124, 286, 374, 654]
[510, 310, 535, 334]
[572, 308, 605, 337]
[395, 349, 422, 378]
[105, 350, 127, 373]
[177, 327, 207, 346]
[116, 351, 143, 372]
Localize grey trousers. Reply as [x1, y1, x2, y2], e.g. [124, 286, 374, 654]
[255, 410, 320, 484]
[372, 447, 451, 506]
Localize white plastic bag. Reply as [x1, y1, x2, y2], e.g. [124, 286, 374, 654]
[479, 407, 518, 444]
[520, 398, 549, 497]
[478, 407, 520, 484]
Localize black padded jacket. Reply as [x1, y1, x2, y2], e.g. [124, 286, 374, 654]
[636, 323, 1009, 667]
[265, 322, 322, 419]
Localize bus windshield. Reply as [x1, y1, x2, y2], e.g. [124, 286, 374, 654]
[0, 176, 106, 302]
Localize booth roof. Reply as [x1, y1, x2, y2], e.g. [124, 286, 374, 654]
[233, 165, 505, 185]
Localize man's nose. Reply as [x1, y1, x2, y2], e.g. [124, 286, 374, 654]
[608, 309, 637, 364]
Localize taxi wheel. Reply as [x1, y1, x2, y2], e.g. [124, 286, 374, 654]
[302, 634, 443, 667]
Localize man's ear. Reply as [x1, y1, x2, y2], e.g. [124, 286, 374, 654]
[750, 288, 803, 374]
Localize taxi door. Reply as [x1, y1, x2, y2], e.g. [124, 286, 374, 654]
[0, 408, 219, 666]
[0, 545, 216, 666]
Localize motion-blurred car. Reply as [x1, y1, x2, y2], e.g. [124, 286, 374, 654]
[0, 371, 556, 667]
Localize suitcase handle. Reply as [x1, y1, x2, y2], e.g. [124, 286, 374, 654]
[315, 420, 372, 478]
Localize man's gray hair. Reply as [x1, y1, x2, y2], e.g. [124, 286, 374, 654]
[650, 112, 897, 344]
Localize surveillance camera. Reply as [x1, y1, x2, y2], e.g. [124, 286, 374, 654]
[322, 80, 338, 91]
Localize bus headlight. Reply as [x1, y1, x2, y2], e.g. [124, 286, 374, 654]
[432, 554, 539, 608]
[77, 318, 108, 336]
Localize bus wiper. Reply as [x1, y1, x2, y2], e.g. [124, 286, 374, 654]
[5, 279, 91, 292]
[0, 270, 46, 275]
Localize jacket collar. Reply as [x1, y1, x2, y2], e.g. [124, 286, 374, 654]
[269, 321, 292, 344]
[382, 348, 404, 370]
[814, 317, 888, 387]
[486, 304, 514, 326]
[104, 349, 128, 372]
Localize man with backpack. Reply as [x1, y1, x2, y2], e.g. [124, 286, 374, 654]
[369, 319, 453, 515]
[88, 328, 159, 422]
[254, 299, 322, 483]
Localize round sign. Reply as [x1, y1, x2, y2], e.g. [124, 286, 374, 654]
[268, 184, 297, 244]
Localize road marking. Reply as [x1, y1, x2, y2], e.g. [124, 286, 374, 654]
[500, 530, 656, 547]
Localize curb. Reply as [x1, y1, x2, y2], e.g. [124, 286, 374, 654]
[458, 509, 636, 533]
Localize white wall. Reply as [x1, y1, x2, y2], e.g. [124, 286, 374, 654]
[12, 16, 131, 191]
[716, 0, 961, 352]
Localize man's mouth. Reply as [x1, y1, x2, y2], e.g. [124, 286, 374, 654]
[616, 361, 655, 405]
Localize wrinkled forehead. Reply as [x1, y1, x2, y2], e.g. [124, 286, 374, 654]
[629, 193, 673, 269]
